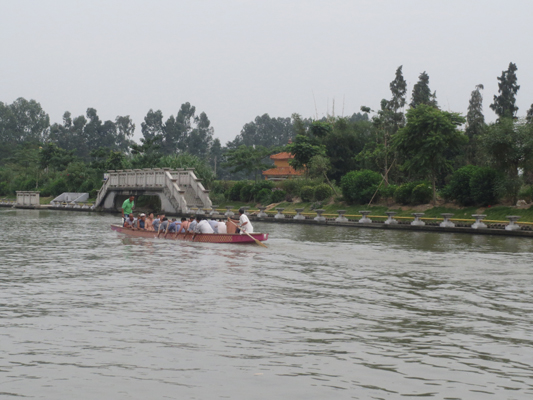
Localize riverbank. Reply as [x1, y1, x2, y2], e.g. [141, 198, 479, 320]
[216, 200, 533, 223]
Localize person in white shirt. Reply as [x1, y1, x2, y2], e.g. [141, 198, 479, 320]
[217, 220, 227, 234]
[238, 208, 253, 233]
[194, 215, 214, 234]
[208, 217, 219, 233]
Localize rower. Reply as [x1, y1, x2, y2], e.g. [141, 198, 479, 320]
[179, 217, 189, 233]
[208, 217, 219, 233]
[195, 215, 214, 234]
[123, 213, 136, 229]
[145, 213, 154, 231]
[138, 213, 146, 230]
[188, 215, 197, 233]
[217, 219, 227, 234]
[152, 214, 161, 232]
[237, 208, 253, 233]
[165, 218, 179, 237]
[158, 217, 169, 237]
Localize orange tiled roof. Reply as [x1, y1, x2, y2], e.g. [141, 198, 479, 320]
[270, 152, 294, 160]
[262, 166, 303, 176]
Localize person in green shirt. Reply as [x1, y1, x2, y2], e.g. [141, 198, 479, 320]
[121, 196, 135, 221]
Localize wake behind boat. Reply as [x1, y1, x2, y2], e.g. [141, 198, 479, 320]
[111, 224, 269, 244]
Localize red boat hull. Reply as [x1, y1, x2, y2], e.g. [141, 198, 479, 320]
[111, 225, 268, 244]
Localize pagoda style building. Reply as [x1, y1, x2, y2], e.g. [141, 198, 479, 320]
[262, 152, 304, 181]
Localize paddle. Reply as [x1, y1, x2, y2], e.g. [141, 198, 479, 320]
[157, 218, 163, 238]
[227, 218, 267, 248]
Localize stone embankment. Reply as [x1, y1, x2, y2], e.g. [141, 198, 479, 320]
[185, 206, 533, 238]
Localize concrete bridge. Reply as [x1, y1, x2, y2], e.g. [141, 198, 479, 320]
[95, 168, 212, 214]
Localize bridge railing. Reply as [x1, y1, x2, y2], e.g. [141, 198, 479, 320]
[164, 170, 187, 211]
[95, 177, 111, 207]
[188, 169, 212, 209]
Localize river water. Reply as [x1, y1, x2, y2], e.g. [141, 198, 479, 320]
[1, 209, 532, 399]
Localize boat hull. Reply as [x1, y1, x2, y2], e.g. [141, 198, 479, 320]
[110, 225, 268, 244]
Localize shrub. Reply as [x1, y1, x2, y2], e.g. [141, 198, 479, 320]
[271, 189, 287, 203]
[240, 185, 253, 202]
[279, 179, 300, 196]
[394, 182, 417, 205]
[21, 177, 37, 191]
[300, 186, 314, 202]
[45, 176, 69, 197]
[210, 180, 233, 195]
[209, 193, 226, 205]
[379, 184, 398, 199]
[78, 179, 95, 193]
[250, 180, 275, 201]
[518, 185, 533, 203]
[470, 167, 499, 206]
[411, 183, 433, 205]
[445, 165, 480, 206]
[257, 188, 272, 205]
[314, 183, 332, 201]
[279, 178, 322, 196]
[65, 162, 89, 192]
[228, 181, 250, 201]
[340, 169, 381, 204]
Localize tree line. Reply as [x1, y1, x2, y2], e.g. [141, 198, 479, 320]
[1, 62, 533, 206]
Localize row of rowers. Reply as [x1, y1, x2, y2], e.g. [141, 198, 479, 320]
[122, 208, 254, 235]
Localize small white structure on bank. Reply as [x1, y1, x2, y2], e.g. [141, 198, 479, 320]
[16, 191, 40, 208]
[50, 192, 89, 205]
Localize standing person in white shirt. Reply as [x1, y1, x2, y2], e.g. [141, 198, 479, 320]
[237, 208, 253, 234]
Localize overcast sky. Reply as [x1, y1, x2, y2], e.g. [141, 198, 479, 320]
[2, 0, 532, 144]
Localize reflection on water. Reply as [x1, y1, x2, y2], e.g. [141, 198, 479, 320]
[1, 209, 532, 399]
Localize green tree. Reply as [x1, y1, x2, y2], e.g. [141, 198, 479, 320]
[410, 72, 438, 109]
[0, 98, 50, 164]
[130, 136, 162, 168]
[358, 66, 406, 184]
[389, 66, 407, 114]
[526, 104, 533, 124]
[115, 115, 136, 152]
[307, 154, 338, 195]
[208, 138, 224, 176]
[481, 118, 533, 201]
[466, 85, 485, 139]
[224, 145, 274, 182]
[229, 113, 296, 149]
[7, 98, 50, 143]
[49, 111, 89, 159]
[186, 111, 213, 159]
[39, 143, 76, 170]
[465, 84, 485, 163]
[286, 135, 326, 172]
[393, 104, 467, 203]
[323, 117, 370, 181]
[141, 109, 164, 142]
[490, 62, 520, 120]
[142, 103, 214, 158]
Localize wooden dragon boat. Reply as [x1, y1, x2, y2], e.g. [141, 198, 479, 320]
[111, 224, 268, 244]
